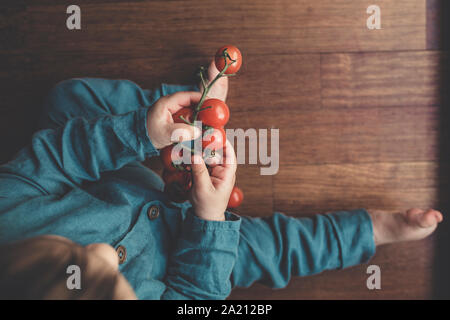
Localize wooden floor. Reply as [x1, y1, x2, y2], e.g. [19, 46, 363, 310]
[1, 0, 448, 299]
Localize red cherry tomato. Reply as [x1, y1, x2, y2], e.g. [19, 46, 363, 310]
[164, 184, 188, 203]
[215, 45, 242, 74]
[163, 170, 192, 203]
[162, 170, 192, 191]
[202, 127, 226, 152]
[172, 107, 194, 124]
[160, 145, 184, 172]
[227, 186, 244, 208]
[198, 99, 230, 127]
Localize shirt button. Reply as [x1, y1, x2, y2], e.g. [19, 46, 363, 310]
[116, 245, 127, 264]
[147, 205, 160, 220]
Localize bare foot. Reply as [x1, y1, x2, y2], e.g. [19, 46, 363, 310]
[369, 208, 443, 246]
[199, 60, 228, 101]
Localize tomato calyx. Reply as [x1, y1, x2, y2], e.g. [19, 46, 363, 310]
[219, 48, 237, 71]
[217, 48, 239, 77]
[221, 48, 236, 62]
[214, 45, 242, 76]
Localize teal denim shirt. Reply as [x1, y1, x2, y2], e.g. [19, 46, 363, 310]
[0, 78, 375, 299]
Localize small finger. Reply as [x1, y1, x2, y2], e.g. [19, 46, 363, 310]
[191, 155, 213, 190]
[169, 123, 202, 143]
[222, 139, 237, 170]
[165, 91, 202, 114]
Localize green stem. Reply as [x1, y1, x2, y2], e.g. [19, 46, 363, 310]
[173, 164, 186, 171]
[179, 142, 195, 154]
[179, 115, 193, 125]
[193, 50, 235, 122]
[199, 67, 208, 91]
[198, 106, 212, 112]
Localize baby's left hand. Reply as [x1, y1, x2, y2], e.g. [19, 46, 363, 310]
[189, 140, 237, 221]
[146, 91, 202, 149]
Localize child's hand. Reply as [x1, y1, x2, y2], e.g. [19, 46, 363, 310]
[146, 91, 202, 149]
[190, 140, 237, 221]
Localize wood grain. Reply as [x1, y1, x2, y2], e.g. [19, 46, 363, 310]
[233, 165, 273, 217]
[0, 4, 27, 52]
[321, 51, 441, 109]
[273, 162, 438, 215]
[26, 52, 321, 112]
[229, 105, 439, 166]
[20, 0, 426, 57]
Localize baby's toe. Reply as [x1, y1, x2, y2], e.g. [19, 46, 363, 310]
[430, 209, 444, 223]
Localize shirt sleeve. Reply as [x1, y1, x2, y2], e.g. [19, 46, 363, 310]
[38, 78, 199, 131]
[161, 210, 241, 300]
[230, 209, 376, 289]
[0, 106, 159, 195]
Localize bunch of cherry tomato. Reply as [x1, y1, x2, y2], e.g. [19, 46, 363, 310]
[160, 45, 244, 209]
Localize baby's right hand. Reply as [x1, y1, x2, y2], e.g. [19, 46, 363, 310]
[146, 91, 202, 149]
[190, 140, 237, 221]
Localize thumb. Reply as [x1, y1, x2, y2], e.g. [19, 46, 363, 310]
[191, 155, 213, 190]
[168, 123, 201, 143]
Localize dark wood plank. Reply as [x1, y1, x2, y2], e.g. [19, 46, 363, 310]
[229, 105, 439, 166]
[26, 0, 147, 5]
[233, 165, 273, 217]
[0, 52, 39, 163]
[0, 53, 33, 109]
[0, 107, 43, 164]
[22, 0, 426, 57]
[321, 51, 441, 109]
[28, 54, 206, 95]
[0, 4, 27, 52]
[273, 162, 438, 215]
[26, 52, 320, 112]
